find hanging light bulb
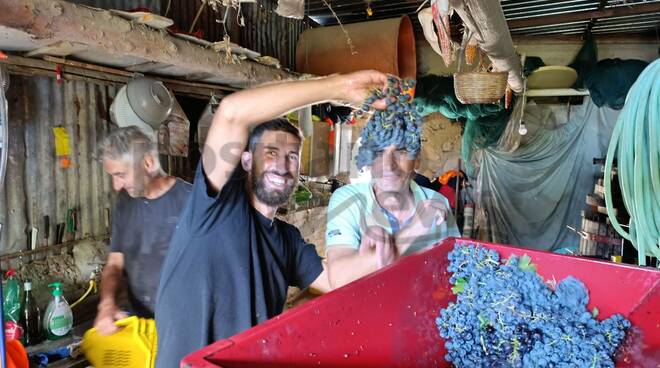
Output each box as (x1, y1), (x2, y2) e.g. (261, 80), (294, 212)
(365, 0), (373, 17)
(518, 121), (528, 135)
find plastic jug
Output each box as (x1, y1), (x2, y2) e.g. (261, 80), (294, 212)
(42, 282), (72, 340)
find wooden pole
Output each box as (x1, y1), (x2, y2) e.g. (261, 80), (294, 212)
(189, 2), (207, 34)
(1, 54), (234, 97)
(0, 0), (297, 87)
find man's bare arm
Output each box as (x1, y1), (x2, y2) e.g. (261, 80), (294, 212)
(203, 71), (388, 193)
(326, 247), (381, 289)
(94, 252), (128, 335)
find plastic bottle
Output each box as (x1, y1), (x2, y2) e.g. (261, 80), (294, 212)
(3, 268), (23, 341)
(20, 281), (41, 346)
(43, 282), (73, 340)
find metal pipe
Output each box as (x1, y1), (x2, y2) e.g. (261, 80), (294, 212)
(0, 224), (6, 368)
(0, 236), (110, 262)
(0, 65), (8, 189)
(0, 69), (8, 366)
(333, 122), (341, 176)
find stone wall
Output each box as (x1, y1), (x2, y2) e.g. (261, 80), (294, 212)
(419, 113), (463, 179)
(11, 239), (106, 310)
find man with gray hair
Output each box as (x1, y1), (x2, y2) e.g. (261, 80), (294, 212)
(94, 126), (191, 335)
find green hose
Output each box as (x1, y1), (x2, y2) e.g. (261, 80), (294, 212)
(604, 59), (660, 266)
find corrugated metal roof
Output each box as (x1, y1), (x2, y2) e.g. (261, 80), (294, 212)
(592, 12), (660, 32)
(240, 0), (308, 70)
(306, 0), (660, 37)
(502, 0), (599, 20)
(606, 0), (659, 8)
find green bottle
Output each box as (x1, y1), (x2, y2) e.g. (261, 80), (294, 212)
(43, 282), (73, 340)
(20, 281), (42, 346)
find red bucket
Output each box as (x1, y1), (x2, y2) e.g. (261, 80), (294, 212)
(183, 238), (660, 367)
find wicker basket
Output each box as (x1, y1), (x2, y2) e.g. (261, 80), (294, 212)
(454, 71), (508, 104)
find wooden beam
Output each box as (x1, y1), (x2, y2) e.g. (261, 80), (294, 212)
(24, 41), (89, 57)
(0, 0), (298, 88)
(124, 61), (171, 73)
(526, 88), (590, 97)
(508, 2), (660, 29)
(0, 54), (234, 97)
(42, 55), (134, 77)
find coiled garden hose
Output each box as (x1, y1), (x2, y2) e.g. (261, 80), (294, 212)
(604, 59), (660, 266)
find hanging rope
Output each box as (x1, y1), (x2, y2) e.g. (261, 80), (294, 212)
(604, 59), (660, 266)
(355, 75), (423, 169)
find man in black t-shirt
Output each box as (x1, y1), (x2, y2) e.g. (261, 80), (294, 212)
(155, 71), (390, 367)
(94, 127), (191, 335)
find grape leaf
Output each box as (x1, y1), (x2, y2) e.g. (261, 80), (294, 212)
(478, 315), (490, 329)
(452, 277), (467, 294)
(518, 254), (538, 272)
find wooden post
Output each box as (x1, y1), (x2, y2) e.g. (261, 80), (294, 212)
(0, 0), (298, 87)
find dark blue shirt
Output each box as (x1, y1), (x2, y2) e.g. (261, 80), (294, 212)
(110, 179), (191, 317)
(413, 172), (437, 191)
(155, 163), (323, 367)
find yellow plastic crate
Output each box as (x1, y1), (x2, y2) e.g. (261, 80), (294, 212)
(82, 316), (157, 368)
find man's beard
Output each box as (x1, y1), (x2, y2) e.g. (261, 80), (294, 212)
(252, 169), (295, 207)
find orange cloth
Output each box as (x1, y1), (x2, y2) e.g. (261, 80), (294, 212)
(438, 170), (463, 185)
(5, 339), (29, 368)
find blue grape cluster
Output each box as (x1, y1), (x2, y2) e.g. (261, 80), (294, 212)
(355, 76), (424, 169)
(436, 244), (631, 367)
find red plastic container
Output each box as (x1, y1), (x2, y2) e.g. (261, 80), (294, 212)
(183, 238), (660, 367)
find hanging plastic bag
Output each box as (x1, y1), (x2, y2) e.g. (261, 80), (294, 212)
(158, 98), (190, 157)
(275, 0), (305, 19)
(3, 269), (23, 340)
(418, 8), (443, 58)
(569, 34), (598, 88)
(297, 105), (313, 138)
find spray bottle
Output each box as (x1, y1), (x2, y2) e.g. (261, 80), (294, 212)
(43, 282), (73, 340)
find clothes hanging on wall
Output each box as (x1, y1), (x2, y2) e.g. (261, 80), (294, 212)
(583, 59), (648, 109)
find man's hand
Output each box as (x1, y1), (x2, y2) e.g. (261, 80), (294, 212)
(93, 301), (128, 335)
(337, 70), (389, 109)
(396, 199), (449, 254)
(359, 226), (398, 269)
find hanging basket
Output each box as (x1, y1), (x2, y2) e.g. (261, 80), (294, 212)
(454, 71), (508, 104)
(453, 38), (508, 104)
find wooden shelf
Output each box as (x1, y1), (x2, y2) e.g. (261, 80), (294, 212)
(526, 88), (590, 97)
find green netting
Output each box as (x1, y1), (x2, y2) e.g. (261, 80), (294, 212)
(567, 35), (647, 108)
(584, 58), (648, 109)
(415, 75), (513, 172)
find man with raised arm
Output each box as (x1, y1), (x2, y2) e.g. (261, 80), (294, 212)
(155, 71), (389, 367)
